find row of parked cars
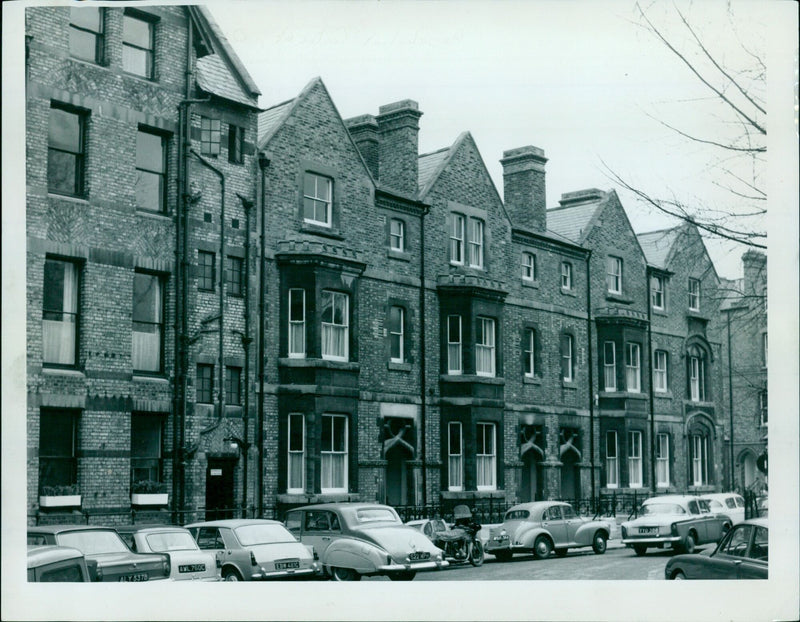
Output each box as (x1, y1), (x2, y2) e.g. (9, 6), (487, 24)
(27, 503), (447, 582)
(27, 493), (767, 582)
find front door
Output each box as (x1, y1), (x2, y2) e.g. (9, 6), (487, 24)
(520, 451), (543, 503)
(205, 458), (235, 520)
(560, 451), (580, 500)
(385, 445), (411, 506)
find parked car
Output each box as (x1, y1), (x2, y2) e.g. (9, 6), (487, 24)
(27, 546), (91, 582)
(116, 525), (220, 581)
(27, 525), (170, 581)
(406, 518), (450, 542)
(701, 492), (745, 524)
(621, 495), (733, 556)
(665, 518), (768, 579)
(285, 503), (448, 581)
(185, 519), (317, 581)
(485, 501), (611, 561)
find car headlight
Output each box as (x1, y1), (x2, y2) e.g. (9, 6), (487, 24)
(670, 523), (678, 536)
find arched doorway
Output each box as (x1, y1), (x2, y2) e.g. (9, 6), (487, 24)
(521, 448), (544, 503)
(740, 451), (757, 490)
(560, 449), (581, 500)
(385, 444), (412, 506)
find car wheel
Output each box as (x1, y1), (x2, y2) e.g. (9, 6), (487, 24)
(554, 548), (568, 558)
(681, 532), (697, 555)
(222, 568), (243, 581)
(533, 536), (552, 560)
(331, 567), (361, 581)
(493, 550), (513, 563)
(592, 532), (608, 555)
(388, 570), (416, 581)
(671, 570), (686, 580)
(633, 544), (648, 557)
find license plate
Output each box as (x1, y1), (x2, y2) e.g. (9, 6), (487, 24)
(409, 551), (430, 561)
(275, 560), (300, 570)
(179, 564), (206, 573)
(119, 573), (149, 582)
(639, 527), (658, 535)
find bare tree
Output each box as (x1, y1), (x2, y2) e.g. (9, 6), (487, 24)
(605, 2), (766, 250)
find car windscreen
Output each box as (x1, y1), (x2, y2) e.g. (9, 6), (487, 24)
(58, 531), (130, 554)
(145, 531), (198, 552)
(640, 503), (686, 516)
(504, 510), (530, 520)
(234, 524), (296, 546)
(355, 508), (400, 523)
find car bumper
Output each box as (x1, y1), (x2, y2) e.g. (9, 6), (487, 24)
(377, 560), (449, 573)
(251, 565), (319, 580)
(622, 536), (681, 545)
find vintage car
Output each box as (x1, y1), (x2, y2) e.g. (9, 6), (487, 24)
(485, 501), (611, 561)
(665, 518), (768, 579)
(285, 503), (448, 581)
(116, 525), (220, 581)
(27, 525), (170, 582)
(27, 546), (91, 582)
(185, 518), (317, 581)
(406, 518), (450, 542)
(701, 492), (745, 525)
(621, 494), (733, 556)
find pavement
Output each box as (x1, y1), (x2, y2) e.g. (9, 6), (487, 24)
(478, 516), (627, 550)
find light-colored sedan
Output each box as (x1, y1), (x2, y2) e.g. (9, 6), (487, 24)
(406, 518), (450, 542)
(185, 519), (318, 581)
(485, 501), (611, 561)
(285, 503), (448, 581)
(116, 525), (220, 581)
(701, 493), (745, 525)
(621, 495), (733, 556)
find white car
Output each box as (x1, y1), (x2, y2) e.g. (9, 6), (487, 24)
(701, 493), (745, 525)
(116, 525), (220, 581)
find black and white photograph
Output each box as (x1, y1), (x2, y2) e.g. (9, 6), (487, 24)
(2, 0), (797, 620)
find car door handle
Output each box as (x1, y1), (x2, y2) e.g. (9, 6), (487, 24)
(733, 560), (743, 565)
(322, 536), (331, 541)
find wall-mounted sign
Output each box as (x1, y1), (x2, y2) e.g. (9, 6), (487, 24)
(210, 469), (223, 476)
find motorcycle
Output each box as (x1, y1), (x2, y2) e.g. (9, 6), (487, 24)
(432, 506), (484, 566)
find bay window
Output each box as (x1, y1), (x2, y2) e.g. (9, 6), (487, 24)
(625, 343), (641, 393)
(288, 288), (306, 358)
(287, 413), (305, 493)
(448, 422), (463, 491)
(476, 423), (496, 490)
(606, 430), (618, 488)
(475, 317), (496, 377)
(603, 341), (616, 391)
(447, 315), (462, 374)
(656, 433), (670, 488)
(321, 290), (348, 361)
(627, 431), (642, 488)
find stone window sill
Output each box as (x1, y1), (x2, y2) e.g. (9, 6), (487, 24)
(387, 249), (411, 262)
(652, 308), (668, 317)
(48, 193), (89, 204)
(387, 361), (412, 372)
(523, 375), (542, 385)
(278, 357), (360, 372)
(560, 287), (576, 297)
(522, 279), (540, 289)
(561, 380), (578, 390)
(136, 209), (172, 221)
(300, 223), (344, 240)
(606, 293), (634, 305)
(440, 374), (505, 386)
(133, 374), (169, 383)
(42, 366), (85, 377)
(654, 391), (673, 399)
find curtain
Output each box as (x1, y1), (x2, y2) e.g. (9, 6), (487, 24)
(449, 456), (462, 489)
(42, 262), (77, 364)
(321, 453), (346, 490)
(322, 324), (346, 359)
(289, 323), (305, 355)
(477, 455), (495, 488)
(288, 452), (304, 490)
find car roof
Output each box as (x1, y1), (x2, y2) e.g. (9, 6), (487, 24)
(641, 495), (698, 504)
(701, 492), (742, 500)
(28, 525), (118, 535)
(287, 502), (394, 512)
(115, 524), (189, 534)
(740, 517), (769, 528)
(184, 518), (284, 528)
(506, 501), (568, 514)
(27, 545), (84, 568)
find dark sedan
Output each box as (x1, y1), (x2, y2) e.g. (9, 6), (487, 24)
(664, 518), (768, 580)
(28, 525), (170, 582)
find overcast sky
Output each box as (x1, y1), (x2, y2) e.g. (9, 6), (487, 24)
(209, 0), (783, 278)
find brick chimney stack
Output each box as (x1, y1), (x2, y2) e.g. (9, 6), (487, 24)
(375, 100), (422, 197)
(344, 114), (379, 179)
(500, 146), (548, 232)
(741, 250), (767, 299)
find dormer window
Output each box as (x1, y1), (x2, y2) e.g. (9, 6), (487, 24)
(303, 173), (332, 227)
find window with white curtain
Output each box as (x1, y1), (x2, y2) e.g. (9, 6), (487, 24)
(42, 258), (79, 366)
(522, 252), (536, 281)
(321, 414), (347, 492)
(476, 422), (496, 490)
(448, 421), (463, 491)
(132, 272), (163, 373)
(447, 315), (462, 374)
(651, 275), (665, 310)
(656, 433), (670, 488)
(468, 217), (484, 268)
(288, 288), (305, 358)
(654, 350), (668, 392)
(524, 328), (536, 378)
(689, 348), (706, 402)
(287, 413), (305, 493)
(628, 431), (642, 488)
(691, 434), (708, 486)
(389, 218), (405, 251)
(449, 213), (465, 264)
(603, 341), (616, 391)
(475, 317), (496, 377)
(321, 291), (348, 361)
(688, 278), (701, 311)
(388, 306), (405, 363)
(606, 431), (618, 488)
(561, 262), (572, 289)
(607, 256), (622, 294)
(626, 343), (641, 393)
(561, 334), (574, 382)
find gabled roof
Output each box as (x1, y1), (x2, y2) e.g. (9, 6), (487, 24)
(546, 197), (606, 245)
(636, 226), (682, 270)
(189, 6), (261, 108)
(258, 98), (296, 146)
(418, 146), (452, 196)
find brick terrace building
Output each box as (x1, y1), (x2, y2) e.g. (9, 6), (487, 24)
(26, 6), (764, 523)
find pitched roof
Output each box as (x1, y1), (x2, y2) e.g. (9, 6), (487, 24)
(546, 198), (605, 244)
(636, 227), (681, 269)
(417, 147), (451, 195)
(258, 98), (296, 146)
(195, 54), (259, 109)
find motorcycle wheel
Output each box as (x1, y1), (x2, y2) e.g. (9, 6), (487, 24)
(469, 539), (485, 567)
